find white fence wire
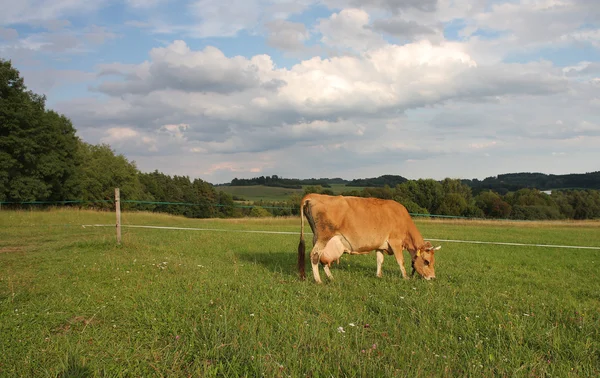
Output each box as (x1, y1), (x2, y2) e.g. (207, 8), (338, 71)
(81, 224), (600, 250)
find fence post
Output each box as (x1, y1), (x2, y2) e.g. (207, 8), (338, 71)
(115, 188), (121, 245)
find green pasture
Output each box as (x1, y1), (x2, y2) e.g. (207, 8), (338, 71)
(216, 185), (302, 202)
(1, 210), (599, 377)
(216, 184), (367, 201)
(327, 184), (369, 194)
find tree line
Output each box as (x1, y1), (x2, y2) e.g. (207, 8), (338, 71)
(227, 175), (344, 189)
(307, 180), (600, 220)
(227, 171), (600, 194)
(2, 58), (599, 220)
(0, 59), (239, 218)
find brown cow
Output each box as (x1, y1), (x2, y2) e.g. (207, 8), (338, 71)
(297, 193), (440, 283)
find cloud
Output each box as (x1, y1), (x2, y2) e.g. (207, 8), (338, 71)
(125, 0), (166, 8)
(6, 0), (599, 183)
(322, 0), (438, 13)
(452, 0), (599, 63)
(39, 32), (80, 52)
(188, 0), (263, 37)
(101, 127), (159, 153)
(58, 38), (575, 168)
(33, 19), (71, 31)
(317, 9), (386, 52)
(265, 20), (309, 51)
(563, 61), (600, 76)
(0, 1), (107, 26)
(0, 24), (117, 61)
(186, 0), (314, 38)
(95, 41), (272, 95)
(0, 27), (18, 40)
(370, 18), (438, 40)
(84, 25), (118, 45)
(19, 68), (94, 94)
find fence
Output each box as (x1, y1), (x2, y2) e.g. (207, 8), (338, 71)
(3, 188), (600, 251)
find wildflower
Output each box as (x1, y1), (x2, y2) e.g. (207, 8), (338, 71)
(372, 343), (377, 350)
(176, 335), (180, 340)
(250, 313), (255, 317)
(337, 327), (345, 333)
(348, 323), (356, 327)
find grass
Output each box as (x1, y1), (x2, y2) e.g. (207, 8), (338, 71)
(215, 185), (303, 202)
(216, 184), (367, 202)
(327, 184), (368, 194)
(1, 209), (599, 377)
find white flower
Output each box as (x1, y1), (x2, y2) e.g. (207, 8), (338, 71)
(337, 326), (345, 333)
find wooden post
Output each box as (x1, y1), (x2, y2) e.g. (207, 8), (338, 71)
(115, 188), (121, 245)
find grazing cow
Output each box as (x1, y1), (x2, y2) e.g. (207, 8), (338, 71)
(297, 193), (440, 283)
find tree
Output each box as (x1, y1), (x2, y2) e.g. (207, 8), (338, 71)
(474, 191), (512, 218)
(394, 179), (444, 214)
(0, 59), (80, 201)
(437, 193), (468, 216)
(75, 142), (147, 208)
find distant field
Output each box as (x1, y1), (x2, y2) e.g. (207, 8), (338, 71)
(216, 184), (368, 201)
(216, 185), (303, 201)
(328, 183), (368, 194)
(1, 209), (599, 376)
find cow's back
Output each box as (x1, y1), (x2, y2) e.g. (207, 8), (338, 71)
(303, 194), (418, 251)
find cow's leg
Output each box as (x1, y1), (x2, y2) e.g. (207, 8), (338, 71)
(376, 251), (384, 277)
(323, 265), (334, 280)
(310, 240), (327, 284)
(389, 241), (409, 279)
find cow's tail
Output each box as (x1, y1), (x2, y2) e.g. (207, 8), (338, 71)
(298, 198), (307, 280)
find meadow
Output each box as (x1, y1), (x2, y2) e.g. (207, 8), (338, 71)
(216, 184), (367, 201)
(216, 185), (303, 202)
(1, 209), (599, 377)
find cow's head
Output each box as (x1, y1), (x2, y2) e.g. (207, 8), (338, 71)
(413, 241), (441, 280)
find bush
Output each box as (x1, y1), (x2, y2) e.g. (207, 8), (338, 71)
(249, 206), (272, 218)
(510, 205), (562, 220)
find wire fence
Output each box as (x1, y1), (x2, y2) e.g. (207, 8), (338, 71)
(0, 198), (485, 220)
(79, 224), (600, 250)
(3, 195), (600, 251)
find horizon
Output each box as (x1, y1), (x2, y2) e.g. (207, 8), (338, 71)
(2, 1), (599, 184)
(207, 170), (600, 186)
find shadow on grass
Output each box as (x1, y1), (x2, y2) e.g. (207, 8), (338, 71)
(58, 354), (92, 378)
(236, 249), (397, 281)
(236, 250), (298, 278)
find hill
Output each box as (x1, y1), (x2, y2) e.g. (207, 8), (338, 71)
(220, 172), (600, 193)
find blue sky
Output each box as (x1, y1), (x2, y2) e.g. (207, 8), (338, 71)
(1, 0), (599, 184)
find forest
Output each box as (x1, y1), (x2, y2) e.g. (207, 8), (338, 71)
(2, 58), (600, 220)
